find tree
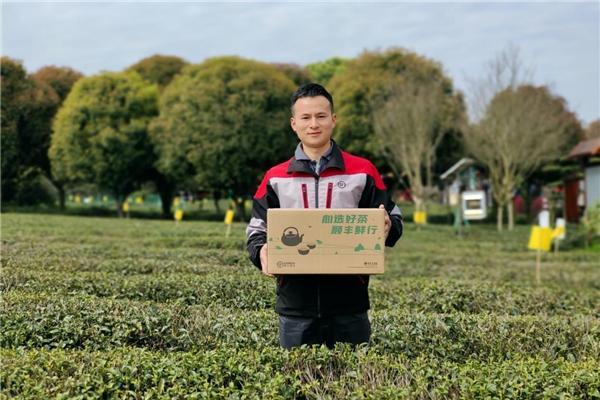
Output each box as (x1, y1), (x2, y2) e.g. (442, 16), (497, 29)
(585, 120), (600, 139)
(150, 56), (297, 219)
(1, 58), (71, 205)
(306, 57), (349, 86)
(126, 55), (188, 217)
(1, 57), (34, 202)
(373, 78), (464, 212)
(328, 48), (457, 166)
(49, 72), (159, 215)
(465, 85), (581, 230)
(30, 66), (83, 208)
(272, 63), (312, 86)
(464, 45), (582, 231)
(127, 54), (188, 89)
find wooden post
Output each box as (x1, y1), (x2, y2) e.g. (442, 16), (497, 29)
(535, 249), (541, 285)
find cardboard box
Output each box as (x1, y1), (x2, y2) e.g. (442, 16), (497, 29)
(267, 208), (385, 274)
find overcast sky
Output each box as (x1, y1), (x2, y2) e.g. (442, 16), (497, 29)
(2, 1), (599, 125)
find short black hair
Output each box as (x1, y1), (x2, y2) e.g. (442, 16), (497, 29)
(290, 83), (334, 115)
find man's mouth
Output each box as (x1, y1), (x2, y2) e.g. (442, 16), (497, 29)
(308, 132), (321, 135)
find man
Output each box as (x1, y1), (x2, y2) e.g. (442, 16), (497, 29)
(246, 83), (403, 348)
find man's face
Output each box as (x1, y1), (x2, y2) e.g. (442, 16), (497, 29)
(290, 96), (336, 150)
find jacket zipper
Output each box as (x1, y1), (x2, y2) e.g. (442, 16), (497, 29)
(314, 173), (321, 317)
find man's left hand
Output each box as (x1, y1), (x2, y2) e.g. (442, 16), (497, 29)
(379, 204), (391, 239)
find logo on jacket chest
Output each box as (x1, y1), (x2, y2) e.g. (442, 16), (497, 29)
(337, 181), (347, 189)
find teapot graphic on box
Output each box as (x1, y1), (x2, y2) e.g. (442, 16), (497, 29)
(281, 227), (304, 246)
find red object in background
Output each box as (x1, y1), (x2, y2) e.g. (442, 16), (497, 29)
(530, 196), (544, 216)
(513, 194), (525, 214)
(397, 189), (413, 203)
(564, 179), (580, 223)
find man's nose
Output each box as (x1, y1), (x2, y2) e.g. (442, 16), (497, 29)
(309, 117), (319, 128)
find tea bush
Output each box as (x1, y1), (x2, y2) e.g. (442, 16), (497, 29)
(1, 213), (599, 398)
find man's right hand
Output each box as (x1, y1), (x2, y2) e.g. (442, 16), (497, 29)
(260, 244), (274, 277)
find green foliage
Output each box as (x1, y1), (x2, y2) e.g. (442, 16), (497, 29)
(150, 56), (297, 197)
(582, 202), (600, 246)
(328, 48), (464, 167)
(1, 213), (599, 397)
(306, 57), (349, 86)
(2, 347), (598, 399)
(49, 72), (159, 202)
(272, 62), (312, 86)
(126, 54), (188, 89)
(12, 167), (58, 206)
(1, 57), (63, 203)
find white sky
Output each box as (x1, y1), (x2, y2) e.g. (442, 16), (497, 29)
(2, 1), (599, 125)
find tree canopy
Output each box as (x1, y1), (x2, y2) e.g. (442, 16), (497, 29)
(150, 56), (297, 216)
(585, 120), (600, 139)
(127, 54), (188, 89)
(32, 66), (83, 101)
(272, 63), (312, 87)
(328, 48), (462, 166)
(306, 57), (349, 87)
(1, 58), (75, 204)
(1, 57), (30, 201)
(49, 72), (159, 211)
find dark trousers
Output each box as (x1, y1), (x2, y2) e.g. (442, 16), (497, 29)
(278, 312), (371, 349)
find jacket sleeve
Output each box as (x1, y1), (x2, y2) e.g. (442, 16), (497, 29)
(358, 164), (403, 247)
(246, 175), (280, 270)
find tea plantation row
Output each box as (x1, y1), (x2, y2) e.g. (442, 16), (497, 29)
(1, 213), (599, 398)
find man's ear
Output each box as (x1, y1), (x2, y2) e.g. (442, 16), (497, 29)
(290, 116), (296, 133)
(331, 113), (337, 129)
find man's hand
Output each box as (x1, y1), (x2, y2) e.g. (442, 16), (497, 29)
(380, 204), (391, 239)
(260, 244), (274, 277)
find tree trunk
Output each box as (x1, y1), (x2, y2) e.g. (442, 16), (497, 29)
(116, 199), (124, 218)
(497, 203), (504, 231)
(234, 198), (247, 221)
(425, 157), (432, 189)
(213, 191), (221, 214)
(507, 201), (514, 231)
(157, 178), (174, 219)
(57, 186), (66, 210)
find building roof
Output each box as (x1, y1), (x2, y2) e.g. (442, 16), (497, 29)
(568, 137), (600, 158)
(440, 158), (475, 181)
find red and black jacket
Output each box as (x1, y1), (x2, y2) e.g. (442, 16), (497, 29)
(246, 142), (403, 317)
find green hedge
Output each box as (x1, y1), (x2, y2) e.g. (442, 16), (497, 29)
(4, 270), (598, 316)
(1, 270), (273, 309)
(2, 293), (598, 362)
(2, 347), (598, 399)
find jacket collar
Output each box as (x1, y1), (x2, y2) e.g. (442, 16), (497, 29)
(287, 140), (345, 175)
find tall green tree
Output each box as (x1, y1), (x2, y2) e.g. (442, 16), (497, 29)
(49, 72), (159, 215)
(306, 57), (349, 86)
(1, 57), (35, 202)
(150, 56), (296, 219)
(1, 58), (74, 205)
(126, 55), (188, 217)
(30, 66), (83, 208)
